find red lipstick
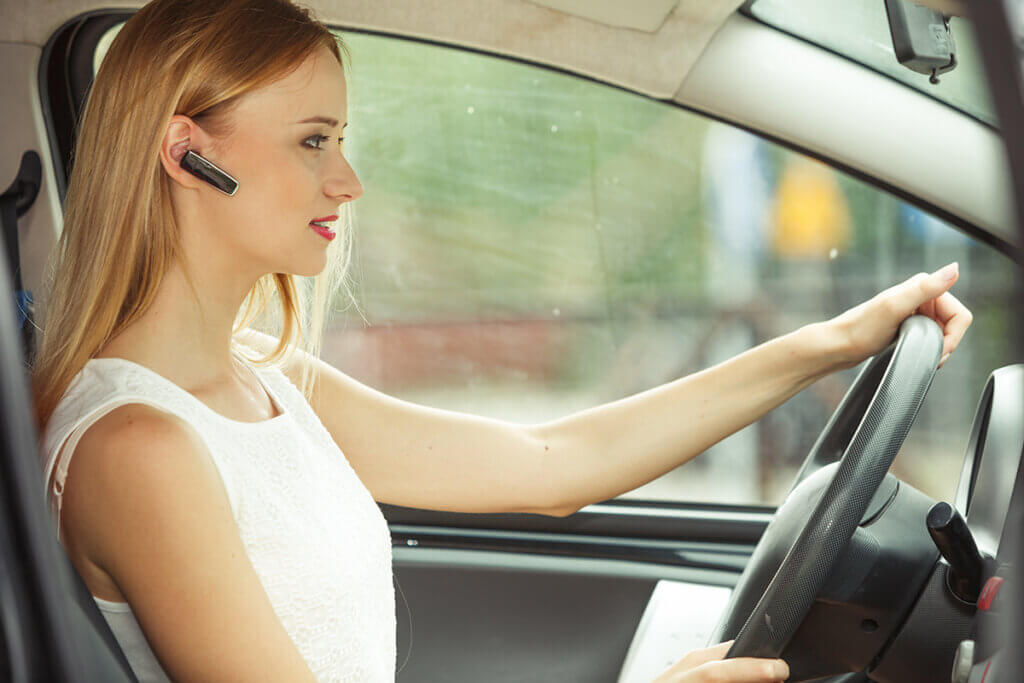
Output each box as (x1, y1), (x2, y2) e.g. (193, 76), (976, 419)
(309, 214), (338, 241)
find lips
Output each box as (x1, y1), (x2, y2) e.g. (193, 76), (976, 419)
(311, 224), (336, 240)
(309, 214), (338, 228)
(309, 214), (338, 241)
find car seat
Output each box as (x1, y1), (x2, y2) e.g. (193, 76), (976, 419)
(1, 153), (137, 682)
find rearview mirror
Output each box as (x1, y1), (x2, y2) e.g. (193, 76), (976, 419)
(884, 0), (957, 84)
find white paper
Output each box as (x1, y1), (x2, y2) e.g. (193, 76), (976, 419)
(617, 580), (733, 683)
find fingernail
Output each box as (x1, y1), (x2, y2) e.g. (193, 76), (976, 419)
(774, 660), (790, 679)
(940, 353), (950, 366)
(934, 262), (958, 281)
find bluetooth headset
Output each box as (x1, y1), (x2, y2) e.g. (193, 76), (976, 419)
(179, 149), (238, 196)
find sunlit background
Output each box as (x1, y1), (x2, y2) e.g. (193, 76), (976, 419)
(95, 1), (1017, 509)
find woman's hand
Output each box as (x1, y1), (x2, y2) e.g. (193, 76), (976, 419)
(653, 641), (789, 682)
(827, 262), (973, 371)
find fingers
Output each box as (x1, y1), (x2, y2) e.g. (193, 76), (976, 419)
(915, 295), (935, 321)
(675, 641), (733, 669)
(897, 263), (972, 368)
(907, 263), (959, 312)
(687, 656), (790, 682)
(931, 291), (973, 365)
(874, 265), (955, 324)
(836, 263), (972, 371)
(655, 643), (789, 682)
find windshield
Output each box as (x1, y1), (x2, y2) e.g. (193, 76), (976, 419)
(748, 0), (995, 127)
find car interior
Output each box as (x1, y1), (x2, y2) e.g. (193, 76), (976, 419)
(1, 0), (1022, 681)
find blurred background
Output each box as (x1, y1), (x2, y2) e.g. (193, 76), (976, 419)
(96, 4), (1017, 508)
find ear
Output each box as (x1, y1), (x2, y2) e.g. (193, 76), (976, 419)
(158, 115), (215, 191)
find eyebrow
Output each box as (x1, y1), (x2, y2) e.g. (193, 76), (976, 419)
(294, 116), (348, 129)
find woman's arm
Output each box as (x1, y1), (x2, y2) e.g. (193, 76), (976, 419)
(240, 326), (564, 515)
(533, 264), (971, 514)
(240, 263), (970, 517)
(529, 321), (843, 514)
(240, 321), (837, 517)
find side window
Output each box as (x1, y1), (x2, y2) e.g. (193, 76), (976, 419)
(336, 31), (1016, 508)
(94, 26), (1018, 508)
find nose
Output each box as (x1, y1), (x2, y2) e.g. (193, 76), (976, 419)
(323, 153), (363, 203)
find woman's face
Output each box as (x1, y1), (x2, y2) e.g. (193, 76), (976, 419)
(194, 46), (361, 278)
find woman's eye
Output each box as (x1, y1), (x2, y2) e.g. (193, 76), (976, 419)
(303, 134), (330, 150)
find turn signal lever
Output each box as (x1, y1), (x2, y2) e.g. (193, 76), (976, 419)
(927, 502), (984, 603)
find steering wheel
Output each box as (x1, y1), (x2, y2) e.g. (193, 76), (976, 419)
(710, 314), (943, 664)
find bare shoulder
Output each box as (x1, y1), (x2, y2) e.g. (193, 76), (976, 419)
(74, 401), (201, 458)
(61, 403), (210, 565)
(61, 403), (317, 681)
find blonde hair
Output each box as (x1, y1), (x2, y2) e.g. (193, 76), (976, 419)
(31, 0), (359, 434)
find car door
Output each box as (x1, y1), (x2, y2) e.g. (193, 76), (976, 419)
(8, 4), (1023, 683)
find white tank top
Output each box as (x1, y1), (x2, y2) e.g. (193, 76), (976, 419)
(39, 343), (396, 682)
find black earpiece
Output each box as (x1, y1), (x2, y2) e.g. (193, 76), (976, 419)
(179, 150), (238, 196)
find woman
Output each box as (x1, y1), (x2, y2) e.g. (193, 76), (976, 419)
(31, 0), (972, 681)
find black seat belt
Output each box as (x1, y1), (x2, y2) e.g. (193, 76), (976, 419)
(0, 151), (41, 366)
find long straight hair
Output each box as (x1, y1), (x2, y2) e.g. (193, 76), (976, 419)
(31, 0), (358, 434)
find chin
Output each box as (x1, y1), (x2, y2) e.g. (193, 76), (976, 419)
(289, 253), (330, 278)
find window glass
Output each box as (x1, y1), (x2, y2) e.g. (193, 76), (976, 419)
(93, 25), (1017, 508)
(749, 0), (995, 126)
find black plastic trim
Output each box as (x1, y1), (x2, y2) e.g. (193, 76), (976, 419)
(390, 523), (754, 573)
(382, 500), (773, 545)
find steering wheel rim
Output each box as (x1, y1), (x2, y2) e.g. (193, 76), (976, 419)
(711, 314), (943, 661)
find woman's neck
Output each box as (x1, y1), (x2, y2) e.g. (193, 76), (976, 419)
(94, 262), (257, 392)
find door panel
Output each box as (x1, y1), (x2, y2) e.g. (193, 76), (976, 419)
(391, 539), (747, 682)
